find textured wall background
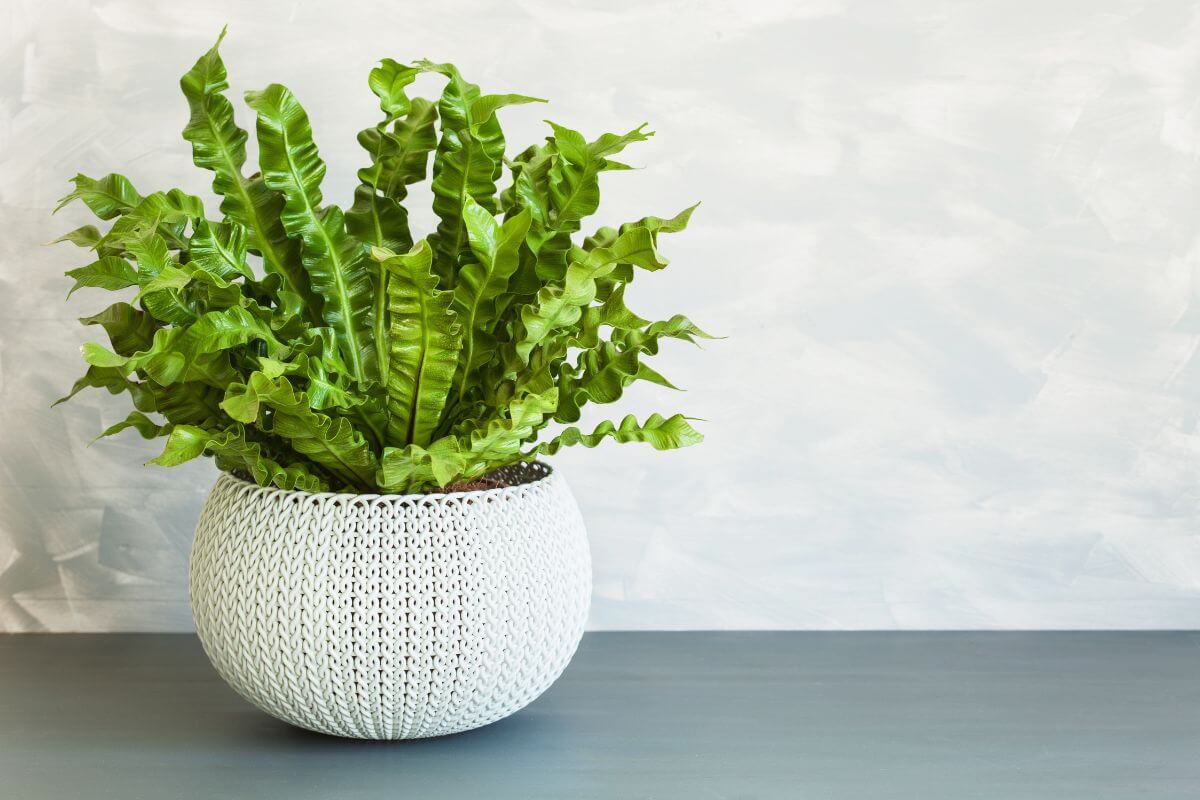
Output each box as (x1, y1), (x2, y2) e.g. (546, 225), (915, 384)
(3, 0), (1200, 631)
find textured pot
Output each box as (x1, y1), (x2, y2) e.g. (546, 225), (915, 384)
(188, 462), (590, 739)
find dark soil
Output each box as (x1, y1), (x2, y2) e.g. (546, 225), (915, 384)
(438, 477), (510, 493)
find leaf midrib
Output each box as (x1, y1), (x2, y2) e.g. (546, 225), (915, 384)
(198, 94), (314, 317)
(275, 110), (365, 382)
(407, 287), (433, 445)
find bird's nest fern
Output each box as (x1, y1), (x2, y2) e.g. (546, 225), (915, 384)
(53, 29), (709, 494)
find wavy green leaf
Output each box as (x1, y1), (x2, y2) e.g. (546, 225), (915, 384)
(79, 301), (159, 355)
(453, 200), (531, 398)
(347, 63), (438, 379)
(95, 410), (169, 442)
(52, 225), (103, 249)
(246, 83), (373, 382)
(346, 60), (421, 252)
(96, 189), (202, 254)
(270, 330), (365, 413)
(189, 219), (253, 280)
(553, 344), (677, 424)
(569, 284), (649, 346)
(461, 388), (558, 478)
(148, 423), (329, 492)
(515, 227), (665, 363)
(219, 373), (377, 490)
(420, 60), (542, 284)
(209, 427), (331, 492)
(374, 240), (461, 447)
(147, 425), (208, 466)
(180, 29), (320, 319)
(348, 96), (439, 252)
(377, 437), (465, 493)
(149, 380), (227, 426)
(83, 305), (286, 386)
(533, 413), (702, 456)
(125, 233), (198, 324)
(55, 173), (142, 220)
(64, 256), (138, 297)
(546, 121), (652, 224)
(383, 98), (439, 193)
(522, 122), (652, 282)
(54, 366), (155, 410)
(591, 204), (698, 290)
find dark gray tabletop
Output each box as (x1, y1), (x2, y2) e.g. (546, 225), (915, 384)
(1, 631), (1197, 799)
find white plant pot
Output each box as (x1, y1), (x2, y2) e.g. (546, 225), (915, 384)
(188, 462), (591, 739)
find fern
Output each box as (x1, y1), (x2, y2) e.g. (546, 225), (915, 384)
(53, 30), (708, 493)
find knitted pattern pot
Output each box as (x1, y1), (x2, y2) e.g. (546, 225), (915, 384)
(188, 461), (590, 739)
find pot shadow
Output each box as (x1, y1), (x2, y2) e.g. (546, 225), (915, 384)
(66, 646), (573, 763)
(61, 681), (594, 797)
(242, 704), (563, 752)
(17, 635), (599, 797)
(197, 699), (590, 788)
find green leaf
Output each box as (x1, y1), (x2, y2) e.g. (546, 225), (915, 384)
(275, 331), (366, 413)
(348, 65), (438, 380)
(346, 186), (410, 253)
(147, 423), (328, 492)
(125, 232), (199, 324)
(469, 93), (546, 134)
(368, 58), (420, 117)
(461, 388), (558, 478)
(180, 29), (321, 320)
(59, 366), (222, 431)
(220, 373), (378, 490)
(612, 313), (714, 350)
(134, 265), (195, 299)
(94, 189), (201, 254)
(83, 305), (286, 386)
(594, 203), (699, 288)
(149, 380), (227, 426)
(453, 200), (531, 397)
(571, 284), (650, 346)
(147, 424), (210, 466)
(551, 299), (709, 422)
(626, 202), (699, 237)
(349, 97), (440, 245)
(420, 60), (543, 284)
(54, 366), (156, 411)
(189, 219), (254, 280)
(79, 301), (158, 355)
(533, 413), (702, 455)
(52, 225), (103, 248)
(515, 227), (665, 362)
(347, 60), (423, 252)
(246, 83), (373, 382)
(385, 99), (440, 192)
(65, 256), (138, 297)
(55, 173), (143, 220)
(209, 428), (331, 492)
(526, 122), (653, 281)
(377, 437), (465, 493)
(95, 410), (169, 442)
(374, 240), (462, 447)
(553, 344), (677, 424)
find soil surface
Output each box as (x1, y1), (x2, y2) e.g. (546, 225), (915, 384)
(438, 477), (510, 493)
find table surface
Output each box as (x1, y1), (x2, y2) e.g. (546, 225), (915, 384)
(1, 632), (1197, 800)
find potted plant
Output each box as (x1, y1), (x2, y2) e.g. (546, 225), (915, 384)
(52, 30), (708, 740)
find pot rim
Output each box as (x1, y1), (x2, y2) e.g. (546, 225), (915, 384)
(216, 460), (557, 503)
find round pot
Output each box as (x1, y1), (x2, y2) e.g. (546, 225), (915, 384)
(188, 461), (590, 739)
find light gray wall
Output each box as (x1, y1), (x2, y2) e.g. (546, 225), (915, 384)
(3, 0), (1199, 631)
